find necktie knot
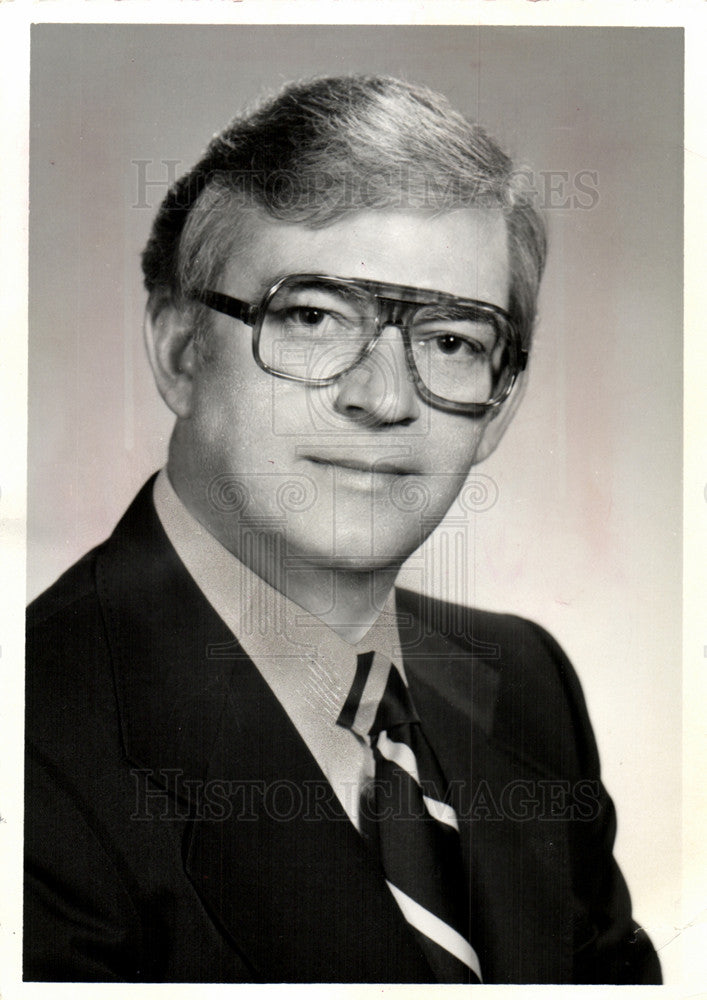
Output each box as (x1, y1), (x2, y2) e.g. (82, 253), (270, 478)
(336, 650), (417, 740)
(367, 655), (419, 738)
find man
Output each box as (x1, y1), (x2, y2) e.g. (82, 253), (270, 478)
(24, 75), (661, 983)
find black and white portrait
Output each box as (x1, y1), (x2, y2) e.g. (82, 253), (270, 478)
(11, 19), (690, 987)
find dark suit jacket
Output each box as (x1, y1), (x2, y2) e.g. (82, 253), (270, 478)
(24, 478), (660, 983)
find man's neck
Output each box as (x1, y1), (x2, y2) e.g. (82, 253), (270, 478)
(268, 563), (399, 644)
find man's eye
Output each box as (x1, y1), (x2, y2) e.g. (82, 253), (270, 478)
(429, 333), (486, 357)
(286, 306), (327, 327)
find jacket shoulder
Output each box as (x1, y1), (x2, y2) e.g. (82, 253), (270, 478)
(28, 547), (100, 629)
(28, 475), (160, 634)
(395, 586), (599, 778)
(395, 584), (576, 679)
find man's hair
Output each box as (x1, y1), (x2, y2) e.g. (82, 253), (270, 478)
(142, 75), (547, 348)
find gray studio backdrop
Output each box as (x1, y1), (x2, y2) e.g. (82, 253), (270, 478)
(28, 24), (682, 977)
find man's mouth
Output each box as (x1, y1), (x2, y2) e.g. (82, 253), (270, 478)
(304, 455), (416, 476)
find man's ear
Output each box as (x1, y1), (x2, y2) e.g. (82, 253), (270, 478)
(472, 371), (528, 464)
(143, 293), (199, 419)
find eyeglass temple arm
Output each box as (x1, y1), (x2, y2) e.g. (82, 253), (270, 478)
(191, 289), (259, 327)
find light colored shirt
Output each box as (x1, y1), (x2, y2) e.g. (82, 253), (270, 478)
(153, 469), (407, 831)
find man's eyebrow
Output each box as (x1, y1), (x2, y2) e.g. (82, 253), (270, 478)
(216, 273), (288, 302)
(248, 272), (295, 302)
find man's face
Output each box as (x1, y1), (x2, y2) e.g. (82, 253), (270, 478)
(175, 207), (512, 573)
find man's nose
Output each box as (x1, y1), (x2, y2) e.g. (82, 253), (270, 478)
(330, 325), (421, 425)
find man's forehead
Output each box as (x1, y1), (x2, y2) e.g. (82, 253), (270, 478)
(219, 205), (511, 306)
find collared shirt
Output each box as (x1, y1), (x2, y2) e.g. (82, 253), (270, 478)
(153, 469), (407, 831)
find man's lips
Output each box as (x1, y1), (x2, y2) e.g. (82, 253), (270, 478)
(304, 455), (417, 475)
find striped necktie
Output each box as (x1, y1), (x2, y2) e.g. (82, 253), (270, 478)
(338, 651), (482, 984)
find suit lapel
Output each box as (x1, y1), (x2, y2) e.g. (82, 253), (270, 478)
(183, 657), (435, 982)
(96, 482), (435, 983)
(397, 587), (573, 984)
(96, 478), (238, 787)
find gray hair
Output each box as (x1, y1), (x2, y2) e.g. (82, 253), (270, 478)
(142, 75), (546, 348)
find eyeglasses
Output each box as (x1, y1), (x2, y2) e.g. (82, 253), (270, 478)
(191, 273), (526, 415)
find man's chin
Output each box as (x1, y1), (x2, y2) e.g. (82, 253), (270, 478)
(212, 513), (429, 578)
(282, 534), (424, 576)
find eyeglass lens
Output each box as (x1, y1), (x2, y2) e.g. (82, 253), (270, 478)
(257, 277), (510, 405)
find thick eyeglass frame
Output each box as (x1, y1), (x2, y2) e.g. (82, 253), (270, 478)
(191, 273), (528, 415)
